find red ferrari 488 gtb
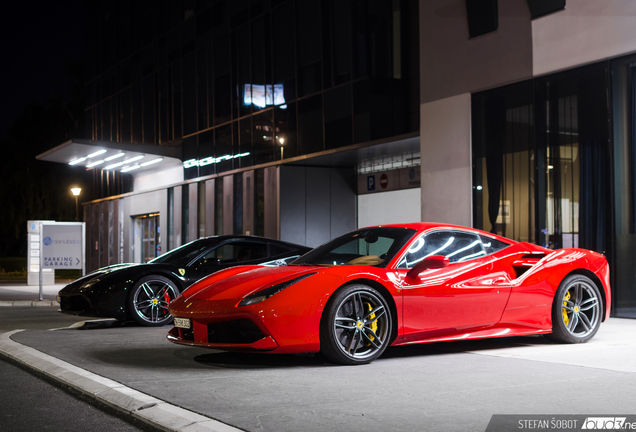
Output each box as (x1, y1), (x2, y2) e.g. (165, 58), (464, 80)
(167, 223), (611, 365)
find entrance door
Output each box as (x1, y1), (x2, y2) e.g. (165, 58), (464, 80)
(133, 213), (161, 263)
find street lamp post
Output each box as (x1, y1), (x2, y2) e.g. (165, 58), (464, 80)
(71, 187), (81, 221)
(279, 137), (285, 160)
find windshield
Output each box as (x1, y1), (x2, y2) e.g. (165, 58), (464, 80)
(292, 227), (416, 267)
(149, 239), (214, 265)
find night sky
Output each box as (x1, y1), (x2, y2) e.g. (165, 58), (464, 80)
(0, 0), (84, 141)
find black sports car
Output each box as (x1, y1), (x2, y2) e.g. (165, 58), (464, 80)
(58, 236), (310, 326)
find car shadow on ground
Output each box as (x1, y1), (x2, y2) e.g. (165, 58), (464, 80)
(65, 320), (555, 369)
(381, 334), (552, 359)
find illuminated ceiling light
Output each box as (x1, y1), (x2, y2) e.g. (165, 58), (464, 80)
(104, 152), (125, 161)
(123, 155), (144, 163)
(121, 165), (141, 172)
(140, 158), (163, 167)
(86, 159), (104, 168)
(87, 149), (107, 158)
(69, 157), (86, 165)
(104, 161), (125, 170)
(476, 185), (483, 190)
(548, 165), (554, 169)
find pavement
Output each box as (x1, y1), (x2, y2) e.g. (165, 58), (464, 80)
(1, 281), (636, 432)
(0, 280), (63, 306)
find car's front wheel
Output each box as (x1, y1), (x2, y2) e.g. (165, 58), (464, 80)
(320, 284), (392, 365)
(548, 274), (602, 343)
(127, 275), (179, 326)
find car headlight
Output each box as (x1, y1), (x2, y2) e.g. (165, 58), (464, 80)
(238, 272), (317, 306)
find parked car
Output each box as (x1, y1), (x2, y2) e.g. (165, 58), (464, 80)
(167, 223), (610, 365)
(58, 236), (310, 326)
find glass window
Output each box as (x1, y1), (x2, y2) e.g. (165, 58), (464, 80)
(183, 54), (197, 135)
(215, 123), (234, 173)
(183, 136), (199, 180)
(198, 130), (215, 177)
(197, 47), (209, 130)
(397, 231), (485, 269)
(298, 95), (323, 155)
(150, 238), (209, 265)
(143, 76), (155, 144)
(269, 243), (293, 257)
(253, 110), (274, 165)
(478, 235), (510, 255)
(233, 174), (243, 235)
(472, 81), (535, 243)
(202, 241), (268, 264)
(275, 104), (297, 160)
(182, 184), (190, 243)
(294, 227), (416, 267)
(272, 2), (295, 84)
(324, 84), (352, 150)
(198, 182), (206, 239)
(215, 178), (223, 235)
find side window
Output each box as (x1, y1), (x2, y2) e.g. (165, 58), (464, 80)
(269, 243), (293, 257)
(199, 242), (268, 266)
(479, 235), (510, 255)
(398, 231), (486, 268)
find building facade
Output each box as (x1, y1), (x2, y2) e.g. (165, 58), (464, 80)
(45, 0), (421, 272)
(419, 0), (636, 317)
(39, 0), (636, 318)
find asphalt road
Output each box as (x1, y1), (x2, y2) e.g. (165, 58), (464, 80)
(2, 306), (636, 432)
(0, 308), (154, 432)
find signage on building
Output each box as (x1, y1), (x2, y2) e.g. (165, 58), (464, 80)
(41, 223), (85, 269)
(358, 167), (421, 194)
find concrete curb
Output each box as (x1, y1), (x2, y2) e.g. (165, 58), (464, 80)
(0, 330), (243, 432)
(0, 301), (59, 307)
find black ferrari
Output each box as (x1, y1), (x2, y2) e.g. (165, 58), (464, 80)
(58, 236), (310, 326)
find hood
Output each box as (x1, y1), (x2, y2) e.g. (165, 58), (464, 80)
(183, 265), (322, 302)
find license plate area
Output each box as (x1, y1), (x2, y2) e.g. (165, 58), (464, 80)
(174, 317), (191, 329)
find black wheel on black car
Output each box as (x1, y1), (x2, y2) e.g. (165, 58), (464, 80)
(548, 274), (602, 344)
(320, 284), (392, 365)
(127, 275), (179, 326)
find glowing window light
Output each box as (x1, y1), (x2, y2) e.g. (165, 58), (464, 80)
(69, 157), (86, 165)
(87, 160), (105, 168)
(243, 84), (286, 109)
(104, 152), (125, 161)
(87, 149), (107, 158)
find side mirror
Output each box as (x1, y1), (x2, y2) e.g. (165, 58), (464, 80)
(406, 255), (449, 279)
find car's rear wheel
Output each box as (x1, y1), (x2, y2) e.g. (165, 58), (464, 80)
(548, 274), (602, 343)
(320, 284), (392, 365)
(127, 275), (179, 326)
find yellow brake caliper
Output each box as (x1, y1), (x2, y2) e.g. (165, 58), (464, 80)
(562, 291), (571, 326)
(364, 302), (377, 343)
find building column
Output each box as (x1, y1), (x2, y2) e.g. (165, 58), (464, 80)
(420, 93), (472, 227)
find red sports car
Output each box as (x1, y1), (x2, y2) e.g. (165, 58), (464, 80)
(167, 223), (611, 365)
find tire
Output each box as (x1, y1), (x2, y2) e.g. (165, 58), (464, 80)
(127, 275), (179, 327)
(548, 274), (602, 343)
(320, 284), (392, 365)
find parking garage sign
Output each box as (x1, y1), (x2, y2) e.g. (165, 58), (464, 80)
(41, 223), (84, 269)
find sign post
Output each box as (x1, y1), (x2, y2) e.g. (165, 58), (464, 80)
(39, 222), (85, 301)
